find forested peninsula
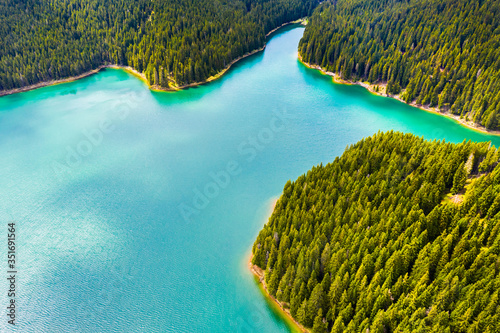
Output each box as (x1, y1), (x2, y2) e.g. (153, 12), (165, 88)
(251, 131), (500, 332)
(299, 0), (500, 131)
(0, 0), (316, 93)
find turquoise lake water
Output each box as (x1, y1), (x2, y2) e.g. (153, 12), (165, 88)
(1, 25), (500, 332)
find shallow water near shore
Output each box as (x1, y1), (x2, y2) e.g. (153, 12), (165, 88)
(1, 25), (500, 332)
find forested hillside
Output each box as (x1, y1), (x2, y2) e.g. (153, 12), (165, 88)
(0, 0), (316, 91)
(299, 0), (500, 130)
(252, 131), (500, 332)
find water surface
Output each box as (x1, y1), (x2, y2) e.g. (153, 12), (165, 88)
(0, 25), (499, 332)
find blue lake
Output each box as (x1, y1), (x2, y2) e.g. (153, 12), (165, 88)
(0, 25), (499, 332)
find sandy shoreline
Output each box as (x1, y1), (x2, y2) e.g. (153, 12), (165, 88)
(157, 47), (265, 92)
(0, 19), (306, 97)
(298, 55), (500, 137)
(248, 254), (309, 333)
(247, 197), (310, 333)
(265, 18), (307, 39)
(0, 64), (150, 97)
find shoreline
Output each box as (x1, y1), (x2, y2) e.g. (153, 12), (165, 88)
(161, 19), (306, 91)
(264, 18), (307, 39)
(247, 197), (310, 333)
(0, 64), (148, 97)
(0, 19), (306, 98)
(248, 253), (309, 333)
(298, 55), (500, 137)
(155, 47), (265, 92)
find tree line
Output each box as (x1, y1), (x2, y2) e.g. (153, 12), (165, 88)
(299, 0), (500, 130)
(252, 131), (500, 332)
(0, 0), (317, 91)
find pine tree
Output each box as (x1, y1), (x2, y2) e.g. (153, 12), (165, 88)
(451, 162), (467, 194)
(312, 309), (328, 333)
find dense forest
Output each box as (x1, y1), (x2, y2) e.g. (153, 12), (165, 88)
(252, 131), (500, 332)
(0, 0), (316, 91)
(299, 0), (500, 130)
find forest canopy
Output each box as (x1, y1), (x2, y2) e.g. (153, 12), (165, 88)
(299, 0), (500, 130)
(0, 0), (316, 90)
(252, 131), (500, 332)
